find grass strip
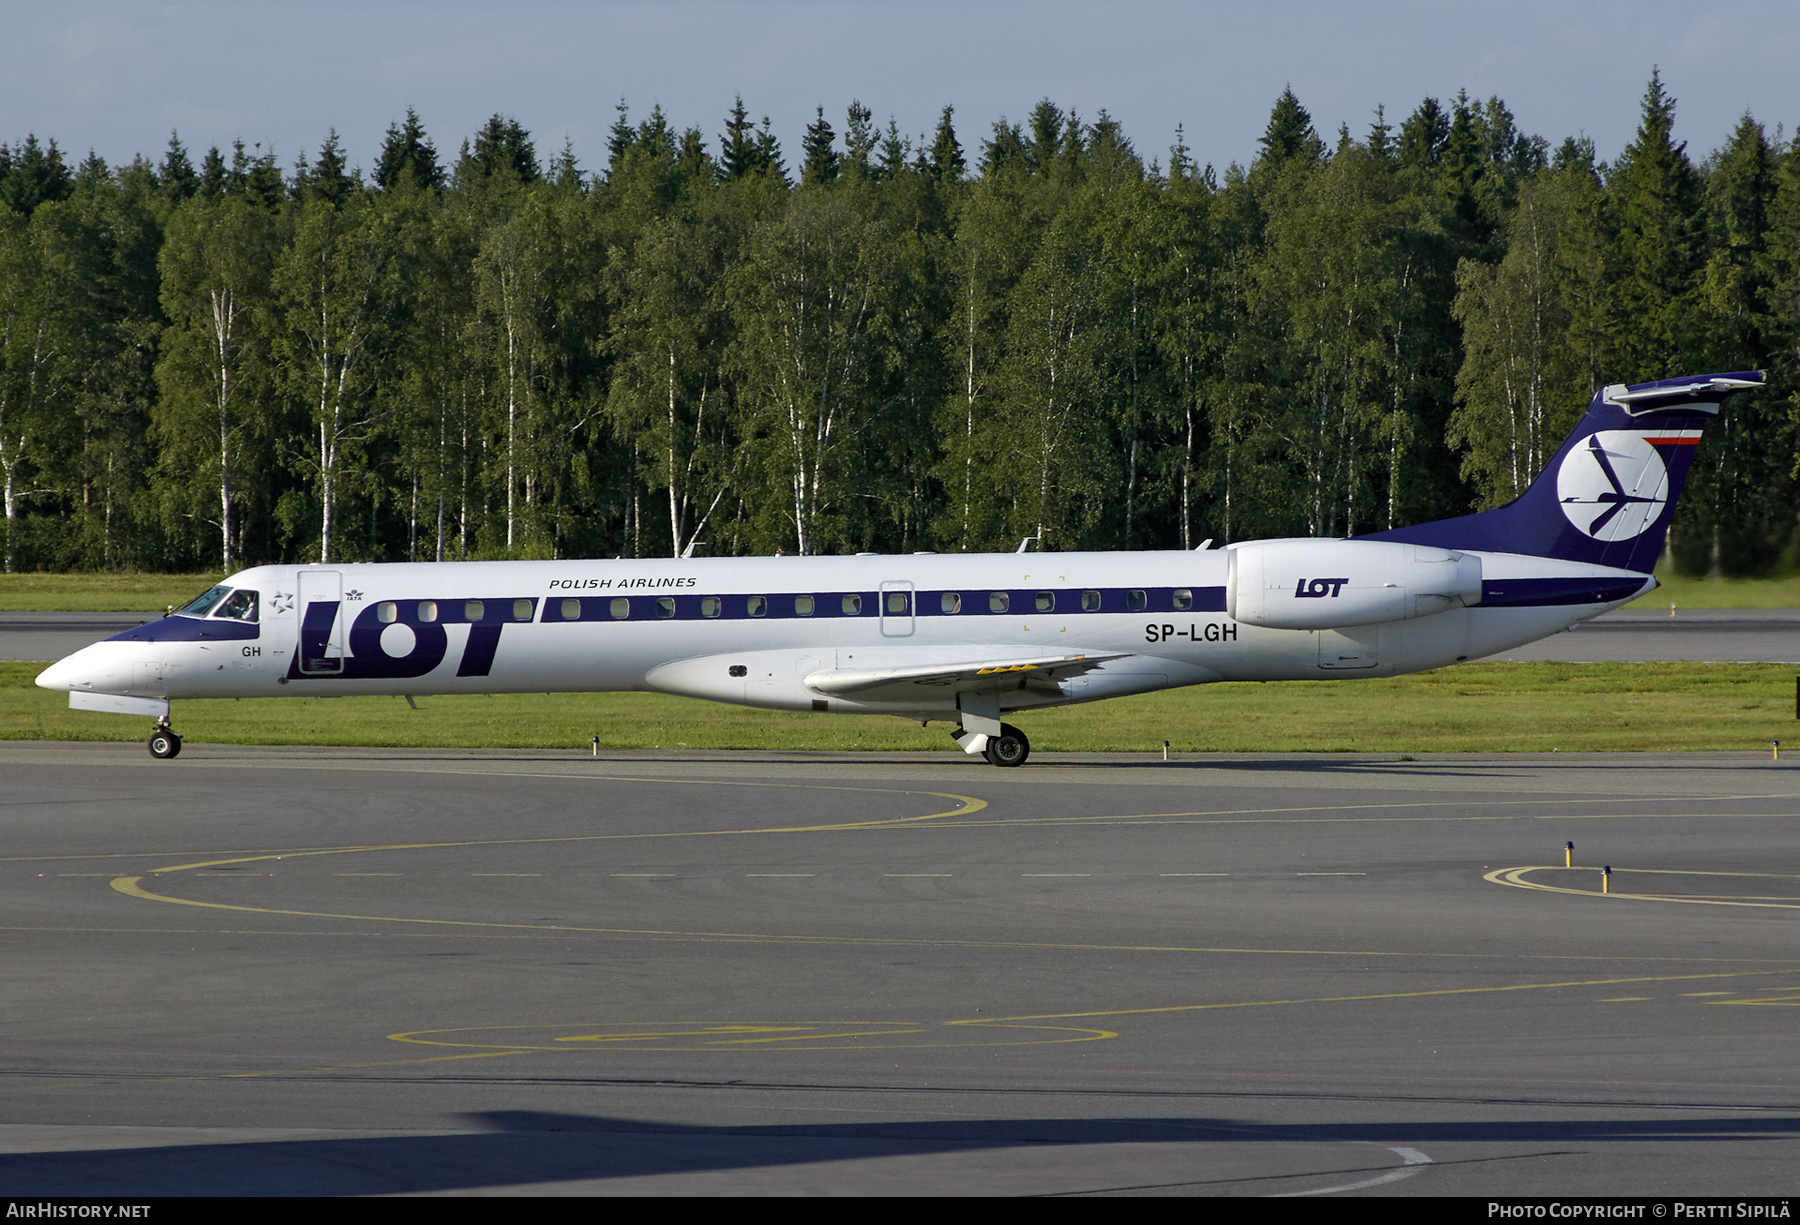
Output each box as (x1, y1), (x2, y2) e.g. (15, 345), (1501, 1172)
(4, 660), (1794, 754)
(0, 573), (223, 612)
(1623, 571), (1800, 610)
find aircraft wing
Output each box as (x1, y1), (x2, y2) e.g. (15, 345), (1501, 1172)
(803, 652), (1130, 703)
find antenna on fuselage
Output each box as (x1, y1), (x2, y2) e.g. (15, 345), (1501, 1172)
(1016, 535), (1039, 554)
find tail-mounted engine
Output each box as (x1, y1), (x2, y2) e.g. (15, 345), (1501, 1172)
(1227, 540), (1482, 630)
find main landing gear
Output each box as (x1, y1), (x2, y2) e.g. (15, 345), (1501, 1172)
(952, 722), (1030, 767)
(984, 724), (1030, 768)
(148, 719), (182, 759)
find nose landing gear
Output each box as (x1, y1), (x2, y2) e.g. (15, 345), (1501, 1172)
(148, 719), (182, 759)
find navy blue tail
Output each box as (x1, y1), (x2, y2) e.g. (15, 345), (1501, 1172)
(1365, 372), (1765, 572)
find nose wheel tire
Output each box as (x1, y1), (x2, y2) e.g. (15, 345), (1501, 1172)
(148, 730), (182, 759)
(983, 724), (1030, 768)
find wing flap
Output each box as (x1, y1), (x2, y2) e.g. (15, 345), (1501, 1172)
(804, 652), (1129, 701)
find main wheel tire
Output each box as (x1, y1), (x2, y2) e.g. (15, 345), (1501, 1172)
(984, 723), (1030, 768)
(148, 731), (181, 759)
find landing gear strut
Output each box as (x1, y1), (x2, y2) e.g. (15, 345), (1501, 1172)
(148, 719), (182, 760)
(953, 692), (1031, 767)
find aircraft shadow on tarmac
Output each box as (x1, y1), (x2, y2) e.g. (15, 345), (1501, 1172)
(6, 1109), (1799, 1196)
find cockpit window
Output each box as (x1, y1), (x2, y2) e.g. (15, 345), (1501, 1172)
(213, 589), (259, 622)
(174, 585), (231, 618)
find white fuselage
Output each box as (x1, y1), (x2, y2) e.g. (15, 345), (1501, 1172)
(36, 547), (1650, 724)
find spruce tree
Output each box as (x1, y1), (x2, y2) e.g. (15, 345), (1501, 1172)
(929, 106), (966, 184)
(376, 108), (444, 193)
(465, 115), (540, 184)
(606, 101), (635, 178)
(719, 97), (757, 180)
(980, 120), (1026, 177)
(1397, 98), (1448, 173)
(801, 106), (840, 185)
(297, 130), (356, 206)
(0, 136), (72, 214)
(1257, 88), (1324, 168)
(158, 134), (198, 204)
(1026, 100), (1065, 173)
(1609, 69), (1704, 378)
(844, 101), (876, 177)
(198, 147), (227, 199)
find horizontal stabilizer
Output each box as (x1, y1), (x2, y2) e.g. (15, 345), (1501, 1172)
(1606, 372), (1764, 414)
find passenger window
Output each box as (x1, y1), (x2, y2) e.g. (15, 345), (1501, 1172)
(1173, 589), (1193, 611)
(561, 599), (580, 620)
(1128, 590), (1146, 613)
(1081, 590), (1101, 612)
(841, 593), (862, 615)
(795, 595), (815, 616)
(701, 596), (721, 618)
(656, 596), (676, 618)
(886, 591), (908, 614)
(1035, 591), (1054, 613)
(215, 590), (260, 622)
(747, 596), (767, 617)
(418, 601), (437, 623)
(989, 592), (1009, 613)
(376, 601), (397, 624)
(610, 598), (629, 619)
(464, 600), (484, 622)
(514, 599), (532, 621)
(941, 592), (961, 614)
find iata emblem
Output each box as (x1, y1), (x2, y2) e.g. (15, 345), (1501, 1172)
(1555, 431), (1668, 541)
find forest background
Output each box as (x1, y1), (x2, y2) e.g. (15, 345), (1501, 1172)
(0, 75), (1795, 577)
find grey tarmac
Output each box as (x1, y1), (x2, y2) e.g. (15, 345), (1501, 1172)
(1486, 606), (1800, 664)
(0, 742), (1796, 1196)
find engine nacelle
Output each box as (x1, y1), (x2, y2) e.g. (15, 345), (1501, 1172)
(1227, 539), (1482, 630)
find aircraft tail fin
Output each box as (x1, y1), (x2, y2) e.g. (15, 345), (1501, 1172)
(1365, 371), (1765, 571)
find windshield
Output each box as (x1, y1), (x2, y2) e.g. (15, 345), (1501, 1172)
(174, 585), (231, 618)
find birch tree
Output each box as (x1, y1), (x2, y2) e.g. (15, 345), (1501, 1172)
(155, 195), (276, 566)
(728, 182), (897, 554)
(274, 190), (395, 562)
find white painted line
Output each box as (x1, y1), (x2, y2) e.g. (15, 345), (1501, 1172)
(1276, 1145), (1433, 1197)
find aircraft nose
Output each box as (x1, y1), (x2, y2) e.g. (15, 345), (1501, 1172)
(36, 656), (77, 692)
(36, 643), (121, 694)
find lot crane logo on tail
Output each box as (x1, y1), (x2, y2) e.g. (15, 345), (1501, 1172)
(1555, 431), (1671, 541)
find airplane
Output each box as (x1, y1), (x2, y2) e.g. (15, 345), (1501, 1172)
(36, 370), (1764, 766)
